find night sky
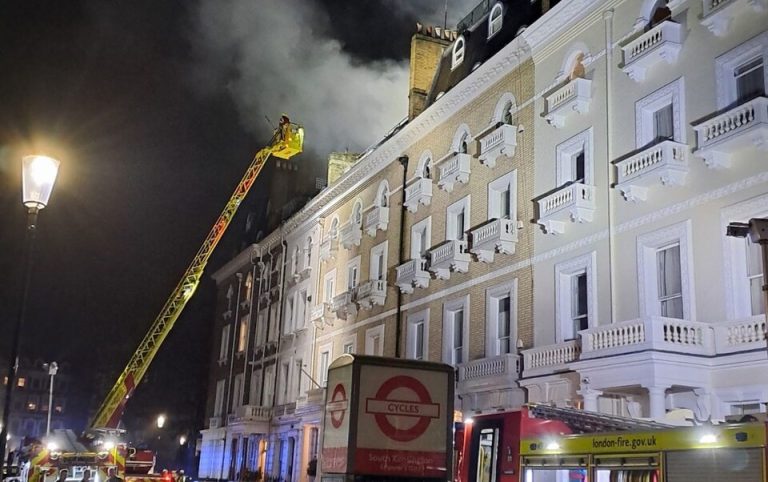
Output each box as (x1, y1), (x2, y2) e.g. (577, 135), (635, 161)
(0, 0), (472, 441)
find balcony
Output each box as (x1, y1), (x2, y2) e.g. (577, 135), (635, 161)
(437, 152), (471, 193)
(692, 96), (768, 169)
(364, 205), (389, 237)
(404, 177), (433, 213)
(330, 291), (357, 320)
(319, 236), (337, 262)
(428, 239), (471, 280)
(478, 124), (517, 168)
(208, 416), (222, 429)
(395, 258), (430, 294)
(522, 340), (581, 378)
(355, 279), (387, 309)
(470, 218), (518, 262)
(621, 21), (684, 82)
(701, 0), (766, 37)
(458, 354), (520, 385)
(543, 78), (592, 128)
(310, 303), (334, 328)
(228, 404), (273, 424)
(536, 182), (596, 235)
(339, 222), (362, 250)
(614, 140), (689, 202)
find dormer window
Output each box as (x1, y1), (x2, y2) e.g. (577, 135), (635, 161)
(452, 36), (465, 70)
(488, 3), (503, 39)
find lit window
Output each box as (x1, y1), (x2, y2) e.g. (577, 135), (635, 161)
(17, 378), (25, 388)
(26, 402), (37, 411)
(237, 316), (248, 352)
(488, 3), (503, 39)
(452, 36), (465, 70)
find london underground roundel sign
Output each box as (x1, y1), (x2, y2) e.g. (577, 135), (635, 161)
(364, 375), (440, 442)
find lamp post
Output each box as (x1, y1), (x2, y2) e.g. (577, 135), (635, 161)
(0, 155), (60, 467)
(43, 362), (58, 437)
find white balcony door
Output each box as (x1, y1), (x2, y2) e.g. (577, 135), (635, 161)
(746, 238), (765, 316)
(657, 243), (683, 319)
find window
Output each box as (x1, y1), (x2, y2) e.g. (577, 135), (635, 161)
(244, 273), (253, 301)
(715, 33), (768, 109)
(219, 325), (231, 361)
(735, 57), (765, 102)
(279, 362), (290, 404)
(318, 346), (331, 387)
(255, 310), (267, 346)
(411, 217), (431, 259)
(232, 374), (243, 410)
(268, 304), (279, 342)
(417, 151), (433, 179)
(214, 380), (225, 416)
(637, 221), (694, 320)
(238, 315), (249, 353)
(488, 3), (503, 39)
(323, 270), (336, 303)
(486, 282), (517, 356)
(568, 52), (586, 81)
(284, 293), (294, 334)
(488, 171), (516, 220)
(263, 365), (275, 406)
(250, 369), (262, 405)
(346, 256), (361, 290)
(370, 241), (388, 281)
(492, 93), (517, 125)
(443, 296), (469, 365)
(657, 243), (684, 318)
(446, 196), (470, 241)
(295, 359), (303, 399)
(365, 325), (385, 356)
(377, 181), (390, 207)
(352, 200), (363, 226)
(407, 309), (429, 361)
(343, 342), (354, 354)
(556, 130), (593, 186)
(329, 217), (339, 239)
(296, 289), (307, 329)
(17, 378), (25, 388)
(745, 238), (765, 316)
(635, 78), (685, 147)
(555, 252), (597, 342)
(452, 36), (465, 70)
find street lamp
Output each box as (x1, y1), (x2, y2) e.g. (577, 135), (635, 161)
(0, 155), (60, 466)
(43, 362), (59, 437)
(156, 414), (166, 429)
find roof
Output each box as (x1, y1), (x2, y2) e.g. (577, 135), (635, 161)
(426, 0), (543, 106)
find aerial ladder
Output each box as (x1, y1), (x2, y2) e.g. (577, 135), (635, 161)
(91, 120), (304, 429)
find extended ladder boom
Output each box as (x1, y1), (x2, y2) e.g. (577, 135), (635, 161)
(90, 123), (304, 429)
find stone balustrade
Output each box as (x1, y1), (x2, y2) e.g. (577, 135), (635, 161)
(459, 353), (520, 382)
(615, 140), (688, 202)
(437, 153), (471, 192)
(544, 77), (592, 128)
(536, 182), (595, 234)
(339, 221), (362, 249)
(404, 177), (433, 213)
(428, 239), (471, 279)
(470, 218), (518, 262)
(364, 205), (390, 236)
(395, 258), (430, 293)
(621, 20), (684, 81)
(478, 123), (517, 167)
(355, 279), (387, 309)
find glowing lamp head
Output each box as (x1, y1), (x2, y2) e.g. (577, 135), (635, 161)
(156, 414), (166, 428)
(22, 155), (60, 209)
(463, 417), (474, 425)
(545, 441), (560, 450)
(103, 441), (115, 451)
(699, 433), (717, 444)
(46, 442), (57, 451)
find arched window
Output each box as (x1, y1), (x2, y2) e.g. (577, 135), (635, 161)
(488, 3), (503, 39)
(568, 52), (586, 81)
(452, 36), (465, 70)
(352, 200), (363, 226)
(460, 134), (469, 154)
(417, 151), (433, 180)
(451, 125), (472, 154)
(491, 93), (517, 126)
(377, 181), (390, 208)
(330, 217), (339, 239)
(649, 2), (671, 29)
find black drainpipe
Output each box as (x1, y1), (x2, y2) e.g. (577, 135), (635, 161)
(395, 155), (409, 358)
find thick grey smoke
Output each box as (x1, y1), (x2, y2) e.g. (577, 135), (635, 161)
(190, 0), (410, 157)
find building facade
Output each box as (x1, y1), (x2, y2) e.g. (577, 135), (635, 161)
(199, 0), (768, 480)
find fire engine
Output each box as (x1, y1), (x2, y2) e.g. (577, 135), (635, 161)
(22, 120), (304, 482)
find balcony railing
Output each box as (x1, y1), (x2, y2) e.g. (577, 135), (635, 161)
(713, 315), (767, 354)
(522, 340), (581, 377)
(428, 239), (471, 280)
(470, 218), (518, 262)
(330, 291), (357, 320)
(209, 416), (222, 429)
(310, 303), (334, 328)
(536, 182), (596, 235)
(319, 236), (338, 262)
(226, 405), (273, 427)
(621, 21), (684, 82)
(701, 0), (761, 37)
(364, 205), (389, 237)
(437, 152), (471, 193)
(355, 279), (387, 309)
(615, 140), (689, 202)
(395, 258), (430, 293)
(458, 353), (520, 383)
(339, 221), (362, 249)
(478, 124), (517, 168)
(544, 78), (592, 128)
(692, 96), (768, 169)
(404, 177), (433, 213)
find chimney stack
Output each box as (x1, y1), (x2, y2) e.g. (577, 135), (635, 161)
(408, 23), (453, 121)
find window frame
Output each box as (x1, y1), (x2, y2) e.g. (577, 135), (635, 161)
(407, 309), (430, 361)
(323, 269), (337, 303)
(219, 324), (231, 361)
(556, 128), (593, 187)
(352, 199), (363, 226)
(485, 281), (517, 356)
(442, 295), (470, 365)
(637, 221), (695, 320)
(555, 252), (598, 342)
(346, 255), (361, 291)
(446, 195), (471, 241)
(411, 216), (432, 259)
(365, 324), (385, 356)
(488, 170), (517, 221)
(370, 240), (389, 281)
(237, 315), (249, 353)
(317, 343), (332, 387)
(342, 334), (357, 354)
(715, 32), (768, 109)
(487, 3), (503, 40)
(214, 379), (226, 416)
(451, 36), (466, 70)
(635, 78), (686, 148)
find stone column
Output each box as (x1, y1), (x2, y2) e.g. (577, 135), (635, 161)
(577, 388), (603, 412)
(647, 386), (668, 420)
